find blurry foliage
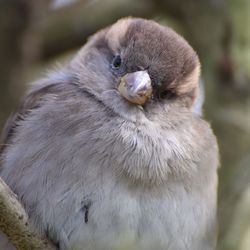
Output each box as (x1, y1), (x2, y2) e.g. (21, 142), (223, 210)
(0, 0), (250, 249)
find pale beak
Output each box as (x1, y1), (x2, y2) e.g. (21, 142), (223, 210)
(118, 70), (152, 105)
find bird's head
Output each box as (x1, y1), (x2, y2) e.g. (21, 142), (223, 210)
(70, 18), (200, 121)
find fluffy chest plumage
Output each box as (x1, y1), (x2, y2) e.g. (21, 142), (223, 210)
(0, 96), (216, 250)
(28, 117), (208, 250)
(53, 172), (207, 250)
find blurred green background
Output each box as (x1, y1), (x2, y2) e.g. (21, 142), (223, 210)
(0, 0), (250, 249)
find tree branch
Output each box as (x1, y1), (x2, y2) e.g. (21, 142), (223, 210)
(0, 177), (56, 250)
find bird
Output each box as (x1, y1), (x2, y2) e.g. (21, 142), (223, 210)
(0, 17), (219, 250)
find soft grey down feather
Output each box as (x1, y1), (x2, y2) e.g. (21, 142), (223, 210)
(0, 18), (218, 250)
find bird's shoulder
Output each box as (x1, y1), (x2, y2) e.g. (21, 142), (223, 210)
(0, 71), (78, 155)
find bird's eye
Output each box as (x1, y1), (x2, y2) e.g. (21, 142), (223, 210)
(160, 90), (176, 99)
(112, 55), (122, 69)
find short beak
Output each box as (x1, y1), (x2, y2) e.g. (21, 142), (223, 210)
(118, 70), (152, 105)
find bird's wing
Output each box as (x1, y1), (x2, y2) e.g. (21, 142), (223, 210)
(0, 70), (72, 155)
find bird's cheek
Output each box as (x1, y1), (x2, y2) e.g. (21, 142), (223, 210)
(118, 70), (152, 105)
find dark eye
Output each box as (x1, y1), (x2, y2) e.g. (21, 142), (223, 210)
(111, 55), (122, 69)
(160, 89), (176, 99)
